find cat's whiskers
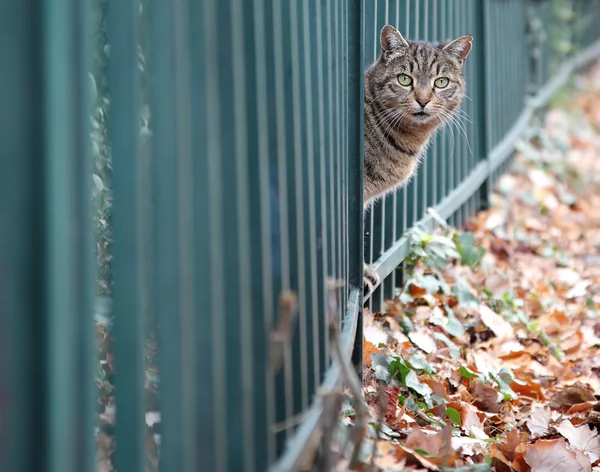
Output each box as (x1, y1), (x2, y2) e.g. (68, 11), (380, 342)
(373, 108), (403, 132)
(453, 107), (473, 124)
(371, 108), (398, 131)
(436, 112), (457, 165)
(435, 107), (473, 157)
(381, 110), (408, 139)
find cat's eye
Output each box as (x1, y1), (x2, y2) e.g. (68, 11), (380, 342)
(397, 74), (413, 86)
(434, 77), (450, 88)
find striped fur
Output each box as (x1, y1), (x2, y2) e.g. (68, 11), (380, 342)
(363, 25), (472, 295)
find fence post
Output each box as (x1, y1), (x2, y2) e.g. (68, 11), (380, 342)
(348, 0), (364, 373)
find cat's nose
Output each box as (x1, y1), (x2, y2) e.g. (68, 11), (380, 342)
(415, 97), (431, 108)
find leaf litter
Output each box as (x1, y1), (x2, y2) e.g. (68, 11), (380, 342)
(351, 64), (600, 471)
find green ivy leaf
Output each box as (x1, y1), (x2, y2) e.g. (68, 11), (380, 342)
(454, 283), (480, 309)
(405, 370), (433, 397)
(408, 351), (433, 374)
(459, 366), (480, 379)
(390, 357), (411, 384)
(446, 407), (462, 426)
(454, 232), (485, 268)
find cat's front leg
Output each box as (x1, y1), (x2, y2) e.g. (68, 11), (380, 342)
(363, 264), (380, 297)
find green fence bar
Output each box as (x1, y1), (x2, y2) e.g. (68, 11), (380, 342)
(0, 1), (46, 470)
(107, 0), (146, 469)
(44, 0), (95, 469)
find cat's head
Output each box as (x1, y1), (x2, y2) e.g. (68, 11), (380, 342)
(368, 25), (472, 128)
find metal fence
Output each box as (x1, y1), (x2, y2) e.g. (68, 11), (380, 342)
(2, 1), (600, 472)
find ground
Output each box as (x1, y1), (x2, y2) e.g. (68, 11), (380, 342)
(354, 64), (600, 471)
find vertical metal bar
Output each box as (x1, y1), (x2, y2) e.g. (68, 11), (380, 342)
(289, 0), (309, 415)
(149, 0), (184, 469)
(422, 0), (429, 215)
(173, 0), (196, 466)
(478, 0), (491, 209)
(370, 0), (386, 311)
(439, 0), (447, 202)
(1, 82), (41, 460)
(431, 0), (438, 207)
(315, 0), (331, 386)
(44, 0), (95, 469)
(302, 0), (321, 406)
(403, 0), (410, 229)
(366, 0), (378, 313)
(272, 0), (294, 446)
(343, 0), (350, 296)
(230, 0), (255, 467)
(326, 0), (337, 330)
(459, 0), (468, 224)
(452, 0), (461, 227)
(334, 0), (342, 303)
(107, 0), (145, 468)
(413, 0), (420, 222)
(375, 0), (386, 311)
(390, 0), (398, 293)
(189, 1), (214, 468)
(250, 0), (276, 464)
(203, 2), (228, 469)
(0, 2), (45, 470)
(349, 0), (364, 368)
(467, 0), (476, 218)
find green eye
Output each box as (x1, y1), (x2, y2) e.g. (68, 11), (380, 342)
(434, 77), (449, 88)
(397, 74), (413, 86)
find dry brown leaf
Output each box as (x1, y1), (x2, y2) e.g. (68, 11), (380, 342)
(470, 378), (502, 413)
(375, 441), (407, 470)
(555, 419), (600, 463)
(408, 329), (436, 353)
(566, 401), (597, 415)
(511, 375), (546, 401)
(524, 438), (591, 472)
(479, 304), (514, 341)
(527, 406), (552, 437)
(549, 386), (597, 411)
(363, 338), (380, 368)
(538, 309), (572, 335)
(498, 428), (524, 462)
(394, 444), (441, 471)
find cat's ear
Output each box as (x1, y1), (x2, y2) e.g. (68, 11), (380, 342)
(380, 25), (409, 54)
(442, 35), (473, 62)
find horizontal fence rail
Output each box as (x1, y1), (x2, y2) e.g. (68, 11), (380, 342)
(2, 1), (600, 472)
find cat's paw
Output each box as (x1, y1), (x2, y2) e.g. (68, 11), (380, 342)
(363, 265), (380, 297)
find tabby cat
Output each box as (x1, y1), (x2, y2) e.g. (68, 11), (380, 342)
(363, 25), (473, 295)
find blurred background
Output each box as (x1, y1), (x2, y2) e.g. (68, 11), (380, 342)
(1, 0), (599, 471)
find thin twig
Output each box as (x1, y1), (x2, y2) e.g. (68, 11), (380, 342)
(317, 391), (345, 472)
(327, 279), (367, 470)
(367, 380), (387, 472)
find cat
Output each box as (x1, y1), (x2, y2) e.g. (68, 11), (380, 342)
(362, 25), (473, 295)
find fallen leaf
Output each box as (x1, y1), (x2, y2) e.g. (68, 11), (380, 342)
(470, 378), (502, 413)
(527, 406), (552, 437)
(498, 428), (523, 462)
(549, 386), (597, 411)
(479, 304), (514, 341)
(408, 329), (437, 354)
(524, 438), (591, 472)
(538, 309), (572, 335)
(555, 419), (600, 463)
(363, 338), (380, 367)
